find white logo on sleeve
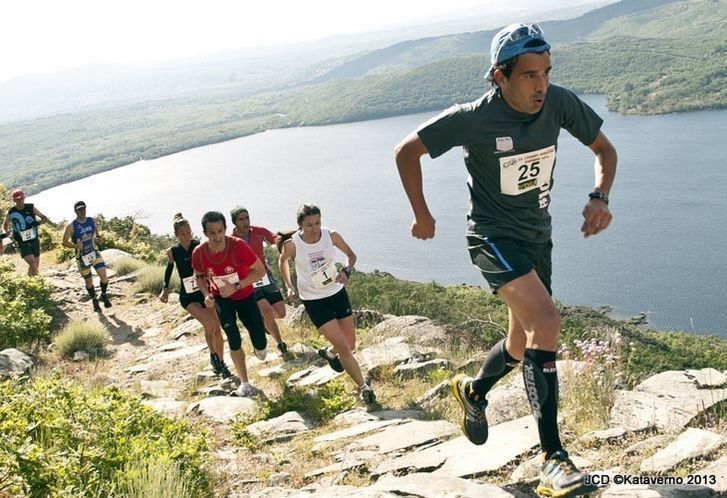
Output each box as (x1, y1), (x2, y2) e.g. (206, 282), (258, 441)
(498, 145), (555, 207)
(496, 136), (514, 152)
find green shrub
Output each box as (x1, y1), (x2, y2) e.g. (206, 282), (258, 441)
(96, 215), (174, 264)
(111, 256), (147, 276)
(0, 373), (211, 497)
(136, 266), (178, 295)
(54, 321), (109, 358)
(231, 379), (357, 442)
(0, 260), (54, 349)
(116, 458), (194, 498)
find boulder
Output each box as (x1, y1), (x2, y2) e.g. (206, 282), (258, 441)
(610, 370), (727, 432)
(171, 320), (202, 339)
(99, 248), (134, 266)
(347, 419), (458, 455)
(287, 366), (343, 387)
(188, 396), (258, 423)
(0, 348), (34, 377)
(369, 315), (448, 346)
(245, 411), (313, 443)
(374, 415), (539, 478)
(371, 473), (518, 497)
(698, 454), (727, 494)
(640, 428), (725, 473)
(358, 336), (434, 374)
(142, 398), (188, 417)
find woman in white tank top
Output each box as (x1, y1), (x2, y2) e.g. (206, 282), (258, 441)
(278, 204), (375, 405)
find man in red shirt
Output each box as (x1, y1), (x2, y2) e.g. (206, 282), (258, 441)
(230, 206), (289, 355)
(192, 211), (268, 397)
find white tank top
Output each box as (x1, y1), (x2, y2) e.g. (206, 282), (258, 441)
(293, 228), (343, 301)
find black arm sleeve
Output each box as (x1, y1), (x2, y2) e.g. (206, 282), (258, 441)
(163, 262), (174, 289)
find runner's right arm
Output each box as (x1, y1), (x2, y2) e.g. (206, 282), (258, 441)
(278, 240), (296, 300)
(160, 248), (174, 303)
(394, 131), (436, 240)
(62, 224), (76, 249)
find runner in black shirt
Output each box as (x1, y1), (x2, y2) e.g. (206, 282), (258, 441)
(395, 23), (617, 497)
(2, 189), (49, 276)
(160, 213), (231, 377)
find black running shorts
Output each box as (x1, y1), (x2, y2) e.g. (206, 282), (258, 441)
(467, 235), (553, 295)
(18, 238), (40, 258)
(254, 282), (284, 305)
(179, 291), (205, 310)
(302, 287), (353, 328)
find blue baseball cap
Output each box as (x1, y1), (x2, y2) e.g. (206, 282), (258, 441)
(490, 23), (550, 65)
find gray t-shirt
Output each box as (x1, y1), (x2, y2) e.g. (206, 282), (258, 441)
(417, 84), (602, 243)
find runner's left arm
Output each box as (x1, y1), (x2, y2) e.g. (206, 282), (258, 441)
(238, 258), (266, 288)
(33, 207), (50, 226)
(581, 131), (617, 238)
(330, 230), (356, 283)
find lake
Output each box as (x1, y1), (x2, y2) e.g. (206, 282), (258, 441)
(33, 95), (727, 336)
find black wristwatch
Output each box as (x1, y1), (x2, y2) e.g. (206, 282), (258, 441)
(342, 266), (352, 277)
(588, 191), (609, 205)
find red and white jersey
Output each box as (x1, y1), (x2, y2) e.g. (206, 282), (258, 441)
(192, 236), (257, 300)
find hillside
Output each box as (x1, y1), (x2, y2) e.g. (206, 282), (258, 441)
(1, 0), (725, 194)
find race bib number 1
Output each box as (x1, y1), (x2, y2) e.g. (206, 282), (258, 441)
(499, 146), (556, 197)
(182, 276), (198, 294)
(19, 228), (36, 242)
(310, 260), (338, 289)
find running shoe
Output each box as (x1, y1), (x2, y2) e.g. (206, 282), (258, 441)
(277, 341), (289, 356)
(536, 450), (586, 497)
(361, 383), (376, 405)
(92, 298), (101, 312)
(211, 354), (233, 378)
(235, 382), (256, 398)
(450, 374), (488, 445)
(253, 348), (267, 361)
(100, 293), (112, 308)
(317, 347), (344, 373)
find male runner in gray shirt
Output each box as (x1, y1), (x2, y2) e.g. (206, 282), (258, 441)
(395, 23), (617, 497)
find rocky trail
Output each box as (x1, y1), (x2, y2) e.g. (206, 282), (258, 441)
(1, 250), (725, 497)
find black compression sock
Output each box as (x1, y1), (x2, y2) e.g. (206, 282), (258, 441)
(100, 281), (108, 294)
(86, 286), (97, 299)
(523, 348), (564, 457)
(470, 339), (521, 399)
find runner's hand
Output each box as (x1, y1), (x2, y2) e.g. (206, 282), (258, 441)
(285, 287), (296, 302)
(75, 240), (83, 252)
(219, 281), (236, 298)
(581, 199), (612, 238)
(336, 271), (348, 284)
(411, 214), (436, 240)
(159, 288), (169, 303)
(204, 294), (215, 308)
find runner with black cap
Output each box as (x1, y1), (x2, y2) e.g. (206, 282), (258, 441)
(395, 22), (617, 497)
(2, 189), (50, 276)
(62, 201), (112, 312)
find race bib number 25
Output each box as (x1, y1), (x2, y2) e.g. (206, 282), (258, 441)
(499, 146), (555, 204)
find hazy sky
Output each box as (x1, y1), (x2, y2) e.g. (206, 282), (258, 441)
(1, 0), (606, 83)
(1, 0), (504, 82)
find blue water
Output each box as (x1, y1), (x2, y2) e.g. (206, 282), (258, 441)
(33, 95), (727, 336)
